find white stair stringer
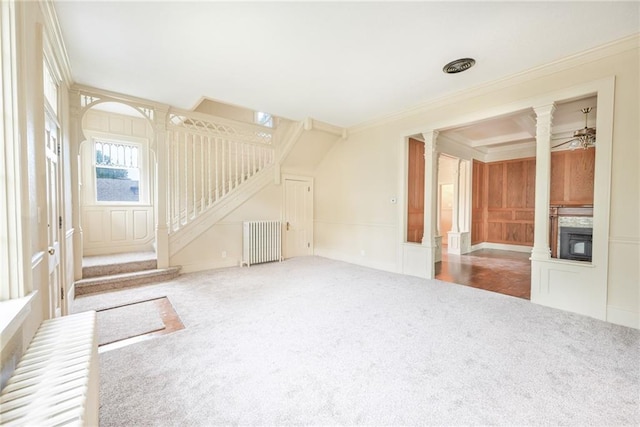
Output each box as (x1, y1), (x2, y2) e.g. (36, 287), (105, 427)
(169, 163), (275, 257)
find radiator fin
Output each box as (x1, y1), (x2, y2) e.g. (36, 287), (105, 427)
(242, 220), (282, 266)
(0, 311), (99, 426)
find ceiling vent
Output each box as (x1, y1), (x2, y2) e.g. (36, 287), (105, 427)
(443, 58), (476, 74)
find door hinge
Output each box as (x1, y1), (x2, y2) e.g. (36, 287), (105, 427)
(61, 287), (64, 300)
(59, 216), (62, 229)
(307, 242), (310, 248)
(57, 143), (61, 156)
(308, 186), (310, 192)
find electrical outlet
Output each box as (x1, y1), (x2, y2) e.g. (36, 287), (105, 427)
(221, 250), (227, 258)
(360, 250), (365, 256)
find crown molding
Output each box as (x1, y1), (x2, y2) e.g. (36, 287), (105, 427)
(350, 33), (639, 135)
(38, 0), (73, 87)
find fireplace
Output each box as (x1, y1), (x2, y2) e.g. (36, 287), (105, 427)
(559, 227), (593, 262)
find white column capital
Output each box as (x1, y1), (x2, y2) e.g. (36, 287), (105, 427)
(421, 130), (439, 152)
(533, 103), (556, 117)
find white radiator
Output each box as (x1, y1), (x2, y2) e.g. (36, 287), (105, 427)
(242, 220), (282, 266)
(0, 311), (99, 426)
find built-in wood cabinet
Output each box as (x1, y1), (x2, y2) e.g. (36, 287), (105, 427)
(471, 148), (594, 248)
(407, 138), (425, 243)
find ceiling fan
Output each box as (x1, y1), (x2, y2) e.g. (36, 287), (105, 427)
(552, 107), (596, 150)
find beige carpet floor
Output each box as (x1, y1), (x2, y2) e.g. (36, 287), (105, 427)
(72, 256), (640, 426)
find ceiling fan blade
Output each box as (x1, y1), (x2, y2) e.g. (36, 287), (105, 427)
(552, 138), (577, 149)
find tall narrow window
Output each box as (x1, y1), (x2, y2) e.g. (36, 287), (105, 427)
(95, 140), (140, 202)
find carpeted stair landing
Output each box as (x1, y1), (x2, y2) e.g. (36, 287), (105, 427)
(75, 252), (180, 296)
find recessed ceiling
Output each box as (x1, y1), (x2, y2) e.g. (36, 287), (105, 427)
(438, 96), (598, 155)
(53, 1), (639, 128)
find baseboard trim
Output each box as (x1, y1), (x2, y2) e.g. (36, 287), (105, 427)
(470, 242), (532, 253)
(607, 305), (639, 329)
(314, 249), (396, 273)
(177, 258), (239, 274)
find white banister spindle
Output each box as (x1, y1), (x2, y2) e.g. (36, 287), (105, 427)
(165, 111), (275, 234)
(241, 143), (246, 184)
(193, 136), (197, 217)
(183, 132), (188, 224)
(227, 139), (232, 193)
(215, 137), (220, 200)
(200, 135), (205, 213)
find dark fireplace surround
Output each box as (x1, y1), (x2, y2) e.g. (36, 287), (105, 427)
(559, 226), (593, 262)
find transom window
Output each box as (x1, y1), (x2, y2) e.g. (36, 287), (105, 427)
(95, 140), (140, 202)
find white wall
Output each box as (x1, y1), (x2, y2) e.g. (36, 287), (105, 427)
(170, 183), (282, 272)
(314, 36), (640, 328)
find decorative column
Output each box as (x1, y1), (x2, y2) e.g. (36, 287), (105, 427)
(448, 158), (463, 254)
(531, 103), (556, 260)
(154, 108), (170, 269)
(421, 130), (439, 278)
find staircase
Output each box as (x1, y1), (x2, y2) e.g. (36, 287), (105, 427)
(75, 252), (181, 296)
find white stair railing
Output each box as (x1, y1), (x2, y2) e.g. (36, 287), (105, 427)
(166, 109), (275, 233)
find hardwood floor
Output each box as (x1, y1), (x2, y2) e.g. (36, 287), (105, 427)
(435, 249), (531, 299)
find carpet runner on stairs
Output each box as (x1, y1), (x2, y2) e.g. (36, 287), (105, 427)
(75, 253), (181, 296)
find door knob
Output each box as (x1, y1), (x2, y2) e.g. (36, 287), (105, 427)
(48, 247), (55, 255)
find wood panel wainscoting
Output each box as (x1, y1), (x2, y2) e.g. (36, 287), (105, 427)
(473, 157), (536, 246)
(407, 138), (425, 243)
(472, 148), (595, 248)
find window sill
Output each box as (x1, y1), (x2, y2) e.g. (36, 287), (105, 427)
(0, 292), (37, 353)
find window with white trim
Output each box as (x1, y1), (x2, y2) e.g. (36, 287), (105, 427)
(94, 140), (141, 202)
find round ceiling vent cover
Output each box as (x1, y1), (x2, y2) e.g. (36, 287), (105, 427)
(443, 58), (476, 74)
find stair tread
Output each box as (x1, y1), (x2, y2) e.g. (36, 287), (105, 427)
(76, 267), (181, 286)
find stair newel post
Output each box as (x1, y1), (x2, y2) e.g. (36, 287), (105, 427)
(154, 107), (170, 269)
(200, 134), (205, 214)
(191, 134), (197, 219)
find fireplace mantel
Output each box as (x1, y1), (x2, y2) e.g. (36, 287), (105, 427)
(549, 205), (593, 258)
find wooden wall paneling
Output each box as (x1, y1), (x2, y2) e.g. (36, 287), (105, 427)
(550, 151), (566, 204)
(487, 163), (504, 209)
(471, 160), (487, 245)
(525, 158), (536, 209)
(567, 147), (595, 203)
(506, 160), (526, 208)
(407, 138), (425, 243)
(550, 148), (595, 205)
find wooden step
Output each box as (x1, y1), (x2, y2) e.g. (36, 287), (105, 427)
(82, 259), (158, 279)
(74, 267), (181, 296)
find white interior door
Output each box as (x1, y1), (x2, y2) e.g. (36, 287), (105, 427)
(45, 110), (62, 318)
(284, 177), (313, 259)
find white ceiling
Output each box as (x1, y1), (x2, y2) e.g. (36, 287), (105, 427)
(54, 1), (639, 128)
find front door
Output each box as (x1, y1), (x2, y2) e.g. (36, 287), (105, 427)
(283, 177), (313, 259)
(45, 110), (62, 318)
